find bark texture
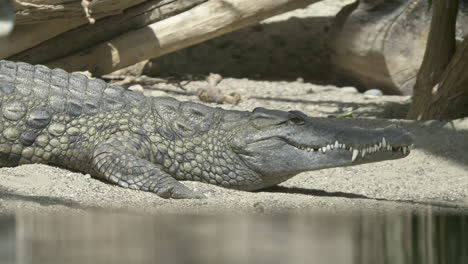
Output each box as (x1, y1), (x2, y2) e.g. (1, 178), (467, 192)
(410, 35), (468, 120)
(14, 0), (146, 25)
(407, 0), (461, 120)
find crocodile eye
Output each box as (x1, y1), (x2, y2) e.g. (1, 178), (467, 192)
(288, 115), (305, 125)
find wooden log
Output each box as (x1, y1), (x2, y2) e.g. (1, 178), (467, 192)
(14, 0), (147, 25)
(9, 0), (207, 64)
(1, 0), (147, 59)
(47, 0), (323, 75)
(0, 19), (83, 59)
(330, 0), (431, 95)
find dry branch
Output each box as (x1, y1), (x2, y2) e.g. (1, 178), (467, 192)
(47, 0), (323, 75)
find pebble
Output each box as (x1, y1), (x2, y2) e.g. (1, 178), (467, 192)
(364, 89), (383, 97)
(144, 90), (169, 97)
(340, 86), (359, 94)
(128, 84), (144, 93)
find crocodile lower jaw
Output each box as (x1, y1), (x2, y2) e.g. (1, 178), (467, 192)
(294, 137), (414, 163)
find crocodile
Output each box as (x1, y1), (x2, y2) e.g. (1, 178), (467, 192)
(0, 60), (413, 199)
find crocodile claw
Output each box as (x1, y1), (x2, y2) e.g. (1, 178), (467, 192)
(157, 184), (206, 199)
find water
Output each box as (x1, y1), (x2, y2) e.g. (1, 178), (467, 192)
(0, 212), (466, 264)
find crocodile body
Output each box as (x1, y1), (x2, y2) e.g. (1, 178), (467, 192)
(0, 60), (413, 199)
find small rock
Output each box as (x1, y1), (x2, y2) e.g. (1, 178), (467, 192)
(144, 90), (168, 97)
(423, 120), (440, 126)
(83, 174), (91, 179)
(74, 71), (93, 78)
(128, 84), (144, 93)
(340, 86), (359, 94)
(253, 201), (265, 213)
(364, 89), (383, 96)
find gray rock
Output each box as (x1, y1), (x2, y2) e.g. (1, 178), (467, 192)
(364, 89), (383, 97)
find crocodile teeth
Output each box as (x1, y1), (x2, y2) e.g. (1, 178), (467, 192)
(351, 149), (359, 162)
(297, 139), (411, 161)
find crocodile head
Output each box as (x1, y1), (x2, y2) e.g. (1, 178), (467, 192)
(231, 108), (413, 188)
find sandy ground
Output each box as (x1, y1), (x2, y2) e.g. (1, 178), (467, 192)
(1, 79), (467, 215)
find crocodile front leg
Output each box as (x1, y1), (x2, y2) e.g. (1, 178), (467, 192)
(92, 136), (205, 199)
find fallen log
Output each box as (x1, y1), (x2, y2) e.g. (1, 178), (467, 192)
(45, 0), (323, 75)
(0, 19), (83, 59)
(1, 0), (147, 59)
(331, 0), (437, 95)
(9, 0), (207, 64)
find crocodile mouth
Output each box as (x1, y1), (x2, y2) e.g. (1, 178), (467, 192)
(291, 137), (413, 163)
